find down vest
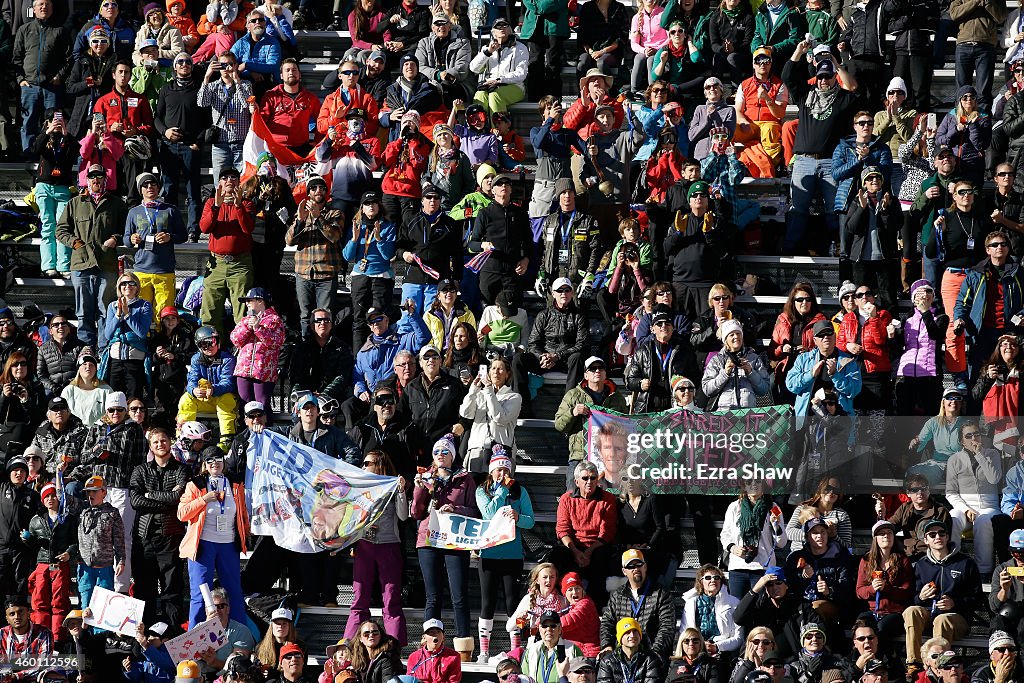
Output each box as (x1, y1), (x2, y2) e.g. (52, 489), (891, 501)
(837, 310), (894, 374)
(229, 307), (287, 383)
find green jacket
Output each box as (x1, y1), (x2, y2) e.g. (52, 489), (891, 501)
(554, 380), (628, 461)
(56, 192), (128, 272)
(805, 8), (839, 46)
(129, 64), (171, 110)
(520, 0), (570, 39)
(660, 2), (712, 61)
(751, 3), (806, 63)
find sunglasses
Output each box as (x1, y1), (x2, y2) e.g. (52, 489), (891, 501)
(249, 16), (266, 22)
(539, 623), (560, 629)
(90, 38), (110, 44)
(941, 665), (963, 671)
(824, 485), (840, 494)
(956, 189), (976, 196)
(712, 295), (731, 302)
(704, 84), (721, 90)
(855, 120), (874, 126)
(963, 432), (981, 440)
(119, 281), (138, 287)
(841, 293), (855, 300)
(587, 365), (607, 372)
(854, 635), (877, 641)
(944, 395), (963, 401)
(246, 411), (265, 418)
(690, 192), (708, 198)
(702, 575), (722, 581)
(669, 29), (684, 34)
(579, 475), (597, 481)
(313, 318), (332, 324)
(823, 400), (837, 406)
(10, 361), (27, 368)
(961, 94), (977, 100)
(107, 407), (125, 413)
(656, 290), (673, 296)
(926, 530), (948, 538)
(887, 90), (903, 96)
(653, 321), (672, 328)
(907, 486), (929, 493)
(374, 396), (396, 406)
(998, 171), (1017, 177)
(368, 317), (387, 324)
(803, 633), (823, 640)
(341, 69), (359, 76)
(361, 630), (381, 636)
(754, 57), (771, 64)
(422, 354), (440, 361)
(363, 459), (379, 467)
(752, 639), (774, 645)
(682, 638), (702, 644)
(129, 406), (146, 412)
(214, 603), (228, 610)
(140, 180), (158, 188)
(554, 287), (573, 294)
(677, 386), (695, 392)
(218, 61), (234, 67)
(87, 173), (105, 179)
(989, 242), (1010, 248)
(793, 296), (813, 303)
(651, 87), (669, 93)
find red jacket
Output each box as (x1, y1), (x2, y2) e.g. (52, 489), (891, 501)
(768, 312), (827, 384)
(561, 596), (601, 657)
(555, 488), (617, 547)
(259, 85), (322, 148)
(564, 96), (624, 140)
(382, 136), (430, 198)
(854, 554), (914, 615)
(406, 646), (461, 683)
(93, 88), (154, 138)
(317, 85), (380, 137)
(837, 309), (894, 374)
(200, 198), (255, 256)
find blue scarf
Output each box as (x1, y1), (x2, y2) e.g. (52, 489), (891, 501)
(696, 594), (720, 639)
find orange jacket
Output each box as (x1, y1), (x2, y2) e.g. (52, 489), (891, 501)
(317, 86), (380, 137)
(197, 1), (252, 35)
(177, 478), (250, 561)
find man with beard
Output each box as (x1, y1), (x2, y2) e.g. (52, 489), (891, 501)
(93, 61), (154, 205)
(260, 58), (321, 155)
(317, 58), (380, 138)
(229, 11), (281, 97)
(155, 53), (208, 242)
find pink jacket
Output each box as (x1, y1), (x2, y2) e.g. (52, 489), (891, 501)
(630, 7), (668, 54)
(78, 132), (124, 189)
(229, 307), (287, 382)
(406, 646), (461, 683)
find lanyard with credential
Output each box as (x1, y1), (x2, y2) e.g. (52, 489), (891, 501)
(629, 580), (650, 618)
(209, 476), (227, 514)
(656, 345), (671, 376)
(619, 657), (639, 683)
(540, 649), (557, 683)
(559, 210), (576, 246)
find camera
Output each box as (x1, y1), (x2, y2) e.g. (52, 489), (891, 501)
(741, 545), (757, 562)
(621, 243), (640, 262)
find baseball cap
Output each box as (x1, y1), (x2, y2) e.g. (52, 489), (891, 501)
(584, 356), (606, 371)
(423, 618), (445, 633)
(762, 651), (784, 665)
(159, 305), (179, 319)
(345, 107), (366, 120)
(86, 164), (105, 178)
(361, 191), (382, 205)
(368, 50), (386, 62)
(270, 607), (294, 622)
(139, 37), (159, 51)
(539, 610), (561, 626)
(871, 520), (895, 536)
(366, 307), (388, 323)
(83, 475), (105, 491)
(239, 287), (269, 302)
(244, 401), (265, 417)
(1010, 529), (1024, 549)
(943, 385), (966, 400)
(145, 622), (170, 638)
(621, 548), (645, 567)
(815, 60), (836, 79)
(753, 46), (773, 60)
(438, 278), (458, 292)
(803, 517), (829, 534)
(935, 145), (955, 159)
(202, 446), (224, 462)
(862, 659), (886, 674)
(811, 320), (835, 337)
(812, 43), (833, 57)
(175, 659), (201, 683)
(764, 566), (785, 582)
(746, 672), (772, 683)
(492, 174), (513, 186)
(279, 643), (304, 663)
(432, 13), (450, 24)
(5, 456), (27, 473)
(569, 658), (596, 673)
(47, 396), (69, 412)
(917, 518), (948, 537)
(594, 104), (614, 117)
(294, 393), (318, 410)
(552, 277), (573, 292)
(704, 76), (723, 88)
(422, 184), (441, 198)
(936, 652), (962, 668)
(651, 306), (673, 326)
(419, 344), (441, 360)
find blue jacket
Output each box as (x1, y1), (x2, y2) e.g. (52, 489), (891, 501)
(785, 349), (862, 428)
(100, 297), (153, 381)
(912, 546), (981, 619)
(230, 33), (281, 78)
(186, 350), (236, 396)
(635, 105), (667, 162)
(830, 134), (893, 212)
(476, 482), (536, 560)
(123, 202), (188, 274)
(1001, 460), (1024, 515)
(342, 219), (397, 277)
(353, 312), (430, 396)
(73, 15), (135, 61)
(954, 258), (1024, 341)
(124, 644), (175, 683)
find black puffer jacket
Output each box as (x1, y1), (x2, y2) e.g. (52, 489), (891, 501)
(599, 582), (677, 659)
(886, 0), (938, 54)
(34, 416), (86, 475)
(128, 458), (189, 540)
(787, 649), (857, 683)
(64, 52), (116, 138)
(149, 320), (196, 394)
(364, 637), (403, 683)
(598, 648), (664, 683)
(403, 372), (467, 448)
(26, 498), (80, 564)
(625, 338), (700, 413)
(36, 337), (84, 397)
(666, 655), (718, 683)
(348, 413), (423, 479)
(527, 303), (589, 358)
(840, 0), (886, 57)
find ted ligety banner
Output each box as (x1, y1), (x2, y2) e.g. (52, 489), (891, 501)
(426, 506), (517, 550)
(246, 430), (399, 552)
(585, 405), (795, 495)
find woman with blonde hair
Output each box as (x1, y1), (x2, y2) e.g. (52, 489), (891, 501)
(669, 628), (717, 683)
(432, 0), (471, 36)
(507, 561), (568, 649)
(728, 627), (778, 683)
(254, 608), (306, 668)
(60, 347), (112, 426)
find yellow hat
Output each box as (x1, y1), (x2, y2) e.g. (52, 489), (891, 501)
(621, 549), (645, 567)
(63, 610), (83, 623)
(753, 46), (773, 60)
(175, 660), (201, 682)
(616, 618), (642, 644)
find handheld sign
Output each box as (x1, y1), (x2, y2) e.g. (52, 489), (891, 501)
(426, 506), (517, 550)
(84, 587), (144, 636)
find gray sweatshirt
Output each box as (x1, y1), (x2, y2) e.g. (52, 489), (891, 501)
(78, 501), (125, 568)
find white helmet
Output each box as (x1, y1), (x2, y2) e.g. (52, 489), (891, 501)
(179, 421), (211, 446)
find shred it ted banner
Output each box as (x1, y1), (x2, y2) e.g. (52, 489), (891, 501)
(426, 506), (517, 550)
(246, 430), (400, 552)
(585, 405), (795, 495)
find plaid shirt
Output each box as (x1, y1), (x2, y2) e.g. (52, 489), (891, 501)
(0, 624), (52, 665)
(700, 152), (748, 206)
(76, 421), (147, 489)
(197, 79), (253, 144)
(284, 208), (345, 279)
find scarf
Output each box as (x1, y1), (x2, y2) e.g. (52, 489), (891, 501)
(738, 495), (769, 548)
(721, 6), (741, 17)
(695, 594), (720, 639)
(806, 83), (839, 121)
(668, 41), (687, 58)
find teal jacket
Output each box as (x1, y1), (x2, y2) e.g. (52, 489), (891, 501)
(475, 482), (535, 559)
(751, 3), (806, 63)
(660, 1), (712, 60)
(520, 0), (570, 39)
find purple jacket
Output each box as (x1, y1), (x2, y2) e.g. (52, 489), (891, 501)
(411, 469), (479, 547)
(896, 307), (945, 378)
(454, 124), (500, 167)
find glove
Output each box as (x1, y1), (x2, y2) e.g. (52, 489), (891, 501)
(534, 277), (550, 298)
(576, 275), (594, 299)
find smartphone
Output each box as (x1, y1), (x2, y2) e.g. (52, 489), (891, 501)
(53, 112), (63, 122)
(477, 364), (488, 382)
(93, 113), (104, 123)
(459, 367), (471, 381)
(927, 113), (937, 130)
(1008, 566), (1024, 577)
(556, 645), (565, 662)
